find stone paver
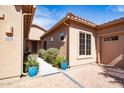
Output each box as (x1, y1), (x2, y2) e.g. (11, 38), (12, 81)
(37, 57), (59, 76)
(0, 63), (124, 88)
(65, 64), (124, 88)
(0, 73), (79, 88)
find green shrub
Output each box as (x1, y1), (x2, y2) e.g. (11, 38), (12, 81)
(37, 49), (46, 58)
(44, 48), (59, 63)
(52, 56), (64, 67)
(24, 54), (39, 72)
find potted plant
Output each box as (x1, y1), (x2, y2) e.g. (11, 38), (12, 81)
(24, 54), (39, 77)
(60, 59), (68, 70)
(52, 56), (64, 67)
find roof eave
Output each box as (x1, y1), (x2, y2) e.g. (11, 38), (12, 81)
(69, 18), (96, 28)
(41, 17), (69, 38)
(41, 17), (96, 38)
(97, 18), (124, 29)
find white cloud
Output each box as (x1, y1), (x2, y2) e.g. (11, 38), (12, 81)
(32, 6), (58, 30)
(32, 6), (69, 30)
(33, 17), (56, 30)
(108, 5), (124, 12)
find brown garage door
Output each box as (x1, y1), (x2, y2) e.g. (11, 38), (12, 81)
(100, 34), (124, 68)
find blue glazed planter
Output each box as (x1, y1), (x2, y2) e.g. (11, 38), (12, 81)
(28, 66), (38, 77)
(60, 61), (68, 70)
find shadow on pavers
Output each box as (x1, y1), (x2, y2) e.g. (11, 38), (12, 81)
(99, 65), (124, 87)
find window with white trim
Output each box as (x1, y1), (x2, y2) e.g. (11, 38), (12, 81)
(79, 33), (91, 55)
(60, 32), (64, 41)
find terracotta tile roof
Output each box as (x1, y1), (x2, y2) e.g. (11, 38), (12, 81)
(41, 12), (124, 37)
(41, 12), (97, 38)
(97, 17), (124, 28)
(66, 12), (97, 27)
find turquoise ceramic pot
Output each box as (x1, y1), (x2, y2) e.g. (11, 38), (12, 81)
(28, 66), (38, 77)
(60, 61), (68, 70)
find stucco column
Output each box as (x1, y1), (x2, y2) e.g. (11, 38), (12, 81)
(96, 36), (101, 64)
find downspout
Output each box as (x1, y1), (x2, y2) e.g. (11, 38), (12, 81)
(21, 13), (34, 77)
(20, 9), (23, 77)
(63, 21), (70, 67)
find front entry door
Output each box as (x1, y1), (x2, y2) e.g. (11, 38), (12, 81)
(31, 41), (37, 53)
(43, 41), (47, 50)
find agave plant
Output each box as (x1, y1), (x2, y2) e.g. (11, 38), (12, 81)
(24, 54), (39, 72)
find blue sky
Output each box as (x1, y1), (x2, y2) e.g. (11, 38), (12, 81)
(33, 5), (124, 30)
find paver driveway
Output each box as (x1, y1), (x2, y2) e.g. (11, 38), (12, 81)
(65, 64), (124, 88)
(0, 63), (124, 88)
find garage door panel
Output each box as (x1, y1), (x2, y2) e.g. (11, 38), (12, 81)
(100, 34), (124, 68)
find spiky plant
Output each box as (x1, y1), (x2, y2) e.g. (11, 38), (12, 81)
(24, 54), (39, 72)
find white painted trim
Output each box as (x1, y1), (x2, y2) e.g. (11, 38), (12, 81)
(77, 30), (93, 59)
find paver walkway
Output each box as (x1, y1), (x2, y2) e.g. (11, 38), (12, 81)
(0, 63), (124, 88)
(37, 57), (59, 76)
(37, 57), (83, 87)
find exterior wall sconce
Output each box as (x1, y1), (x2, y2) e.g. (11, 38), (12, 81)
(4, 27), (14, 41)
(5, 27), (14, 37)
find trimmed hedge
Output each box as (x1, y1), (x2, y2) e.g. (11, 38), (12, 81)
(44, 48), (59, 63)
(37, 49), (46, 58)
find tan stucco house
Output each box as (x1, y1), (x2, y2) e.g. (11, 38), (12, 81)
(0, 5), (35, 79)
(26, 24), (46, 53)
(0, 7), (124, 80)
(41, 12), (124, 68)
